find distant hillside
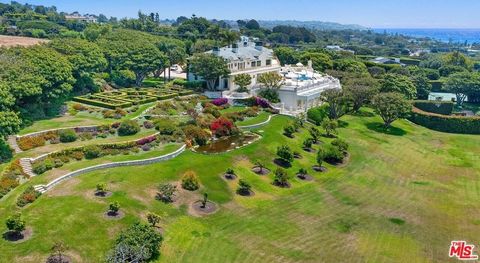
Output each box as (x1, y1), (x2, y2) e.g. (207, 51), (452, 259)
(223, 20), (367, 31)
(258, 20), (367, 31)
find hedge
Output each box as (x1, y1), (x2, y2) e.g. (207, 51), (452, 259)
(409, 107), (480, 134)
(72, 97), (132, 109)
(413, 100), (454, 115)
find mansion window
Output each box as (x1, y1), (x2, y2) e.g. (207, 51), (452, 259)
(266, 59), (271, 66)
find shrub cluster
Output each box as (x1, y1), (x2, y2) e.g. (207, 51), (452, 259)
(16, 186), (41, 207)
(307, 104), (329, 125)
(318, 138), (349, 164)
(0, 160), (25, 199)
(413, 100), (454, 115)
(409, 107), (480, 134)
(181, 171), (200, 191)
(58, 129), (77, 143)
(118, 120), (141, 136)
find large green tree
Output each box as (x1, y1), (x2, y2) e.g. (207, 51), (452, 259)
(189, 53), (230, 91)
(380, 73), (416, 99)
(99, 30), (169, 86)
(274, 47), (299, 66)
(343, 75), (379, 112)
(444, 72), (480, 106)
(372, 92), (411, 128)
(50, 38), (108, 93)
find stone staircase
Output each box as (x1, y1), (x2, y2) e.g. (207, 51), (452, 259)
(7, 135), (22, 154)
(33, 185), (47, 194)
(19, 158), (36, 178)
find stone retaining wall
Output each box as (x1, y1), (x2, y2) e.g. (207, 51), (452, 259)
(44, 144), (186, 192)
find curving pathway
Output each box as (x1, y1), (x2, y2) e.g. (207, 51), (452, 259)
(237, 114), (275, 130)
(34, 144), (186, 193)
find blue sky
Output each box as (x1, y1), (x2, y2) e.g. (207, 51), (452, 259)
(4, 0), (480, 28)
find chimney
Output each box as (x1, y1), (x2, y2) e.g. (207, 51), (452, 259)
(232, 43), (238, 53)
(255, 42), (263, 51)
(308, 60), (313, 70)
(213, 46), (220, 55)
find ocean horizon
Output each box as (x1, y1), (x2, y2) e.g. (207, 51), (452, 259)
(373, 28), (480, 44)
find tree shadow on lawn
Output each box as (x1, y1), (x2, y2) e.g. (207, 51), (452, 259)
(366, 122), (407, 136)
(338, 120), (349, 128)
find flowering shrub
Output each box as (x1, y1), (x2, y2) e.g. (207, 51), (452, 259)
(210, 117), (238, 137)
(16, 186), (41, 207)
(212, 98), (229, 106)
(18, 136), (46, 151)
(136, 135), (157, 146)
(255, 97), (270, 108)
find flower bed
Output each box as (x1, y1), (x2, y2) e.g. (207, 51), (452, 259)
(0, 160), (27, 199)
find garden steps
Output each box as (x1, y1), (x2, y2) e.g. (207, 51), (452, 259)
(33, 185), (47, 194)
(19, 158), (36, 178)
(7, 135), (22, 154)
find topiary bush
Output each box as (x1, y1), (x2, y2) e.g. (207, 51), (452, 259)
(181, 171), (200, 191)
(118, 120), (141, 136)
(59, 129), (78, 143)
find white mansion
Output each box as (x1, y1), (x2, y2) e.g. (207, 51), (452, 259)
(188, 36), (341, 115)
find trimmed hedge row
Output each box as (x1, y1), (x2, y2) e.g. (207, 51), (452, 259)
(413, 100), (454, 115)
(72, 96), (133, 109)
(409, 107), (480, 134)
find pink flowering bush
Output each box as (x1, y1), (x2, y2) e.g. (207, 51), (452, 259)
(212, 98), (229, 106)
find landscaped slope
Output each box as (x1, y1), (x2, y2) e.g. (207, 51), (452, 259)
(0, 111), (479, 262)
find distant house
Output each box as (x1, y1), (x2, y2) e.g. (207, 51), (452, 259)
(188, 36), (281, 91)
(325, 45), (355, 54)
(64, 12), (97, 23)
(370, 57), (405, 66)
(410, 49), (431, 57)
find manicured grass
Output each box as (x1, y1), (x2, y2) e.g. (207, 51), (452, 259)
(18, 102), (155, 135)
(236, 111), (270, 126)
(220, 106), (246, 114)
(1, 109), (480, 262)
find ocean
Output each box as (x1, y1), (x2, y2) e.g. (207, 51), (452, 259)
(373, 28), (480, 44)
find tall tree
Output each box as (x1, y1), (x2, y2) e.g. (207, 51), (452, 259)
(49, 38), (108, 93)
(234, 74), (252, 92)
(380, 73), (417, 99)
(321, 88), (349, 120)
(444, 72), (480, 106)
(99, 30), (169, 86)
(372, 92), (411, 128)
(189, 53), (230, 91)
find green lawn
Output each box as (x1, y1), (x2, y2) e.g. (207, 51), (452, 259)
(237, 111), (271, 126)
(19, 102), (155, 135)
(1, 110), (479, 262)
